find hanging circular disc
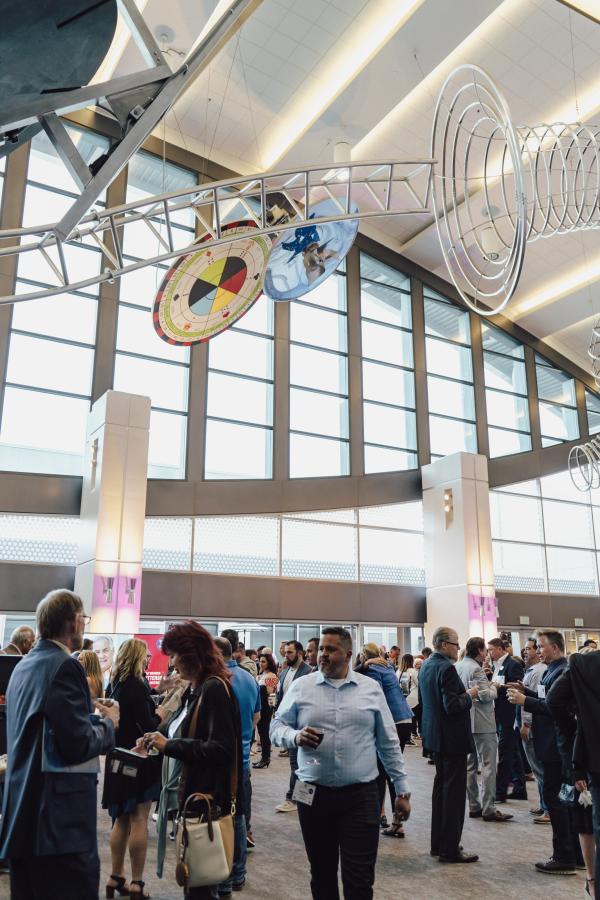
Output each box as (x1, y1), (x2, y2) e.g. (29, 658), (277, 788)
(153, 222), (271, 345)
(263, 198), (358, 301)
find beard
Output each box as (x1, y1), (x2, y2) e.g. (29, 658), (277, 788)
(72, 632), (84, 652)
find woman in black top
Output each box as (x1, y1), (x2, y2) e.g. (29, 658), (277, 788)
(104, 639), (160, 900)
(142, 621), (242, 900)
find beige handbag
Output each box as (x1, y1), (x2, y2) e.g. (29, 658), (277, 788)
(175, 677), (238, 890)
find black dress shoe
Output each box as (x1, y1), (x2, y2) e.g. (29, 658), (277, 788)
(495, 795), (507, 803)
(469, 810), (482, 818)
(439, 851), (479, 864)
(508, 790), (528, 800)
(483, 811), (513, 822)
(535, 858), (576, 875)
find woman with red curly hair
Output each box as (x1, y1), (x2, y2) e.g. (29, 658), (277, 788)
(140, 621), (242, 899)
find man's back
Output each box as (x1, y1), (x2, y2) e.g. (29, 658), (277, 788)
(419, 652), (474, 755)
(227, 661), (260, 769)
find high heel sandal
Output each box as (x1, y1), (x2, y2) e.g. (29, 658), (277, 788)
(129, 880), (150, 899)
(382, 823), (405, 838)
(106, 875), (129, 898)
(252, 758), (270, 768)
(585, 877), (595, 897)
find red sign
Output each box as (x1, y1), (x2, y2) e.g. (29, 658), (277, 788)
(135, 633), (169, 690)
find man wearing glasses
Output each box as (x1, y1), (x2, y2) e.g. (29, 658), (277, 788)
(419, 626), (479, 864)
(0, 589), (118, 900)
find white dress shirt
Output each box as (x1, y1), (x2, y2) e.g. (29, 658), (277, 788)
(270, 667), (409, 795)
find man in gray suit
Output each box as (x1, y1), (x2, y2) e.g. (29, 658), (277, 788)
(457, 637), (512, 823)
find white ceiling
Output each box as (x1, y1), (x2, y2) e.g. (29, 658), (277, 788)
(110, 0), (600, 375)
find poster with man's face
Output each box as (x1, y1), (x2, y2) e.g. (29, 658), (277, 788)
(86, 634), (130, 686)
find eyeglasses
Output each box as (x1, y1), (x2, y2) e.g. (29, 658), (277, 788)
(444, 640), (460, 649)
(79, 614), (91, 626)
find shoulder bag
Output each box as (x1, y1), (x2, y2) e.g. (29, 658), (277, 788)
(175, 676), (237, 889)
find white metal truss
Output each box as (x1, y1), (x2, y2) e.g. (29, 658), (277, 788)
(0, 158), (433, 304)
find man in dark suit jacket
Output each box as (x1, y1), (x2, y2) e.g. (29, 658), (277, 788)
(487, 638), (526, 802)
(0, 589), (118, 900)
(507, 630), (578, 875)
(275, 640), (312, 813)
(419, 626), (478, 863)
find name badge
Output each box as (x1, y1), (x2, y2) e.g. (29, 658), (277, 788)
(496, 675), (505, 686)
(538, 684), (546, 699)
(292, 780), (316, 807)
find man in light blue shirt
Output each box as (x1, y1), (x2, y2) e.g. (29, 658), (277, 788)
(270, 626), (410, 900)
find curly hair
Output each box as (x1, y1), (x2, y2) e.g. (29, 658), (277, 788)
(259, 652), (277, 675)
(162, 620), (231, 684)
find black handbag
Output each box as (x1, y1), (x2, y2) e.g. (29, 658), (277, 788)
(103, 746), (162, 806)
(558, 783), (578, 807)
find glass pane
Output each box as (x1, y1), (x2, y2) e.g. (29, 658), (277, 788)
(290, 345), (347, 394)
(0, 387), (89, 475)
(542, 499), (594, 548)
(361, 320), (413, 367)
(235, 296), (274, 335)
(428, 376), (475, 420)
(484, 355), (527, 394)
(587, 390), (600, 436)
(539, 402), (579, 442)
(194, 515), (279, 575)
(116, 305), (189, 363)
(285, 509), (356, 524)
(208, 372), (273, 427)
(429, 415), (477, 456)
(426, 337), (473, 381)
(299, 273), (346, 311)
(486, 390), (530, 431)
(143, 518), (193, 570)
(360, 253), (410, 291)
(547, 547), (596, 594)
(363, 403), (416, 449)
(28, 127), (108, 194)
(361, 281), (411, 328)
(424, 298), (470, 344)
(540, 470), (584, 502)
(490, 492), (543, 543)
(12, 286), (97, 344)
(17, 236), (102, 291)
(7, 334), (93, 396)
(496, 479), (540, 496)
(536, 364), (576, 406)
(119, 266), (167, 309)
(114, 354), (188, 412)
(209, 329), (273, 379)
(290, 389), (348, 438)
(364, 445), (417, 474)
(290, 303), (347, 352)
(362, 360), (415, 408)
(481, 323), (524, 358)
(488, 428), (531, 458)
(359, 502), (423, 531)
(359, 529), (424, 584)
(205, 420), (272, 479)
(493, 541), (546, 591)
(289, 433), (349, 478)
(148, 410), (186, 479)
(281, 519), (356, 580)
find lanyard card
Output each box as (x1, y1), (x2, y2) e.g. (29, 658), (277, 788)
(292, 780), (316, 806)
(538, 684), (546, 699)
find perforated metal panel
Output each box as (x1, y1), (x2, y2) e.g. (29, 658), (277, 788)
(193, 516), (279, 576)
(0, 514), (78, 564)
(143, 518), (193, 571)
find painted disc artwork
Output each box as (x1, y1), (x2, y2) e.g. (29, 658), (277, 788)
(153, 221), (271, 344)
(263, 199), (358, 302)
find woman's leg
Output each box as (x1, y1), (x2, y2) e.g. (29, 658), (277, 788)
(580, 833), (596, 897)
(109, 813), (131, 883)
(128, 800), (153, 888)
(258, 709), (272, 762)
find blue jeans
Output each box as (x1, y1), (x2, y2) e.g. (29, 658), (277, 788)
(218, 813), (247, 895)
(591, 776), (600, 887)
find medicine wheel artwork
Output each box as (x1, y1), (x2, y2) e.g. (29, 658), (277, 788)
(153, 221), (271, 344)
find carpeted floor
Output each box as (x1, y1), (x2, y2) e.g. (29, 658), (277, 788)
(0, 743), (588, 898)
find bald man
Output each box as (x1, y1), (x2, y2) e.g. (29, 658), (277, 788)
(1, 626), (35, 656)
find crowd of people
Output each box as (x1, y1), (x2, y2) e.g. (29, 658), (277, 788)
(0, 589), (599, 900)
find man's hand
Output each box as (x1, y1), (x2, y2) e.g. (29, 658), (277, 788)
(467, 686), (479, 698)
(394, 796), (411, 822)
(520, 724), (530, 740)
(96, 699), (120, 727)
(505, 681), (524, 692)
(575, 779), (588, 793)
(158, 673), (181, 694)
(507, 688), (525, 706)
(295, 727), (322, 749)
(144, 731), (168, 753)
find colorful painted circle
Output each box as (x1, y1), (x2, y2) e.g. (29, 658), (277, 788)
(153, 221), (271, 344)
(263, 199), (358, 301)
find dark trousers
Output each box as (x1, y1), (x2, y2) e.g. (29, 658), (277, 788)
(412, 704), (421, 736)
(496, 721), (525, 799)
(286, 746), (299, 802)
(431, 753), (468, 858)
(257, 706), (272, 762)
(297, 780), (380, 900)
(10, 849), (100, 900)
(542, 759), (576, 865)
(591, 776), (600, 887)
(376, 722), (412, 810)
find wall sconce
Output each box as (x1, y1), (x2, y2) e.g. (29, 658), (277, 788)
(102, 576), (114, 604)
(443, 488), (453, 528)
(126, 577), (137, 605)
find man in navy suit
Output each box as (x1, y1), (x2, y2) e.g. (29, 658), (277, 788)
(487, 637), (526, 802)
(0, 589), (118, 900)
(275, 640), (312, 813)
(419, 626), (479, 863)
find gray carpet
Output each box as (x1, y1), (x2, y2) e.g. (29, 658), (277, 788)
(0, 744), (587, 898)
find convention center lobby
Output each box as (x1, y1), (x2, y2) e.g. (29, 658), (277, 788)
(0, 0), (600, 898)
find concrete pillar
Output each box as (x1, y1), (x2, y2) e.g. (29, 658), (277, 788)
(74, 391), (150, 633)
(422, 452), (497, 646)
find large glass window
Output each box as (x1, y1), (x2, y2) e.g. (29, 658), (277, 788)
(536, 354), (579, 447)
(424, 287), (476, 457)
(360, 253), (416, 473)
(115, 151), (196, 479)
(482, 323), (531, 457)
(205, 296), (275, 480)
(586, 390), (600, 436)
(0, 127), (108, 475)
(289, 271), (349, 478)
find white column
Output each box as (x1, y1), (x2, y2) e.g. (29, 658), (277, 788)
(74, 390), (150, 634)
(422, 452), (497, 645)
